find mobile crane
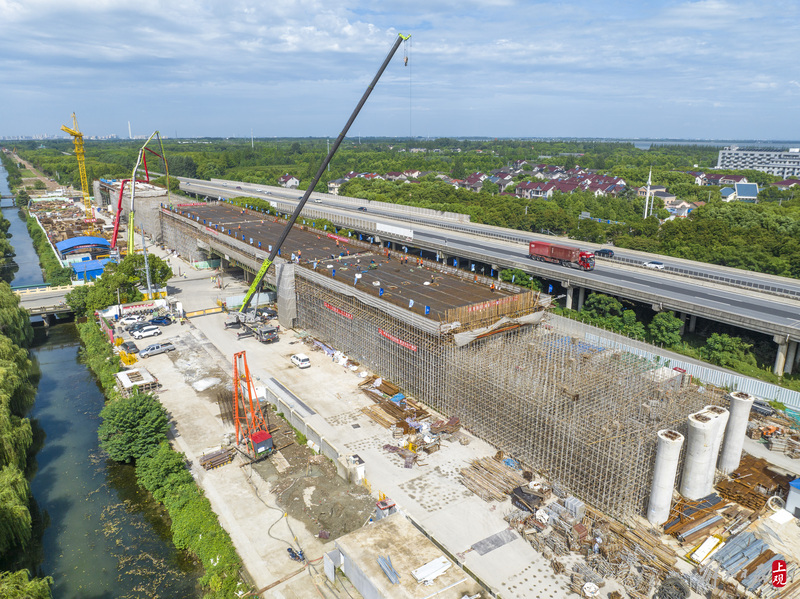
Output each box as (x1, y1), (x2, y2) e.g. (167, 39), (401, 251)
(233, 33), (411, 322)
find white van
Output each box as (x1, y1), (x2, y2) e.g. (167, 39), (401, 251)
(291, 354), (311, 369)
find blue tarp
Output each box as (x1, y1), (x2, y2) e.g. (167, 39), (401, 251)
(55, 236), (111, 256)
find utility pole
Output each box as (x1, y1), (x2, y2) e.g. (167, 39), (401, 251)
(141, 229), (154, 299)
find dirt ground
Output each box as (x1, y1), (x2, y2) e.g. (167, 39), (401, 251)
(252, 430), (376, 542)
(12, 153), (66, 193)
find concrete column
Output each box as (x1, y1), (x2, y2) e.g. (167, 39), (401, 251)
(577, 287), (586, 311)
(565, 286), (574, 310)
(679, 312), (688, 336)
(785, 341), (798, 375)
(774, 335), (789, 375)
(688, 314), (697, 334)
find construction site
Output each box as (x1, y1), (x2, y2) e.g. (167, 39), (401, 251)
(13, 45), (800, 597)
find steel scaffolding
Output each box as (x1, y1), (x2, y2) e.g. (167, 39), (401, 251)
(294, 271), (720, 520)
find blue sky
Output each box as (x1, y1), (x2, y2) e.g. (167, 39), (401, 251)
(1, 0), (798, 140)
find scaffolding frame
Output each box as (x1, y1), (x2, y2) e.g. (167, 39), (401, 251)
(294, 273), (722, 519)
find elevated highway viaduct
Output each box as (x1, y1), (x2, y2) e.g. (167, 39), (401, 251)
(170, 178), (800, 375)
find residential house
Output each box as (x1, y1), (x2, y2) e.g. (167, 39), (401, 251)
(384, 172), (406, 181)
(637, 185), (667, 198)
(664, 199), (695, 218)
(720, 174), (749, 186)
(684, 171), (708, 186)
(653, 190), (678, 203)
(278, 173), (299, 189)
(464, 173), (487, 192)
(362, 173), (383, 181)
(707, 173), (749, 186)
(403, 169), (421, 179)
(771, 179), (800, 189)
(720, 187), (737, 201)
(327, 178), (347, 195)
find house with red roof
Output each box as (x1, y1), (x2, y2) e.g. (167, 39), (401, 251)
(278, 173), (299, 189)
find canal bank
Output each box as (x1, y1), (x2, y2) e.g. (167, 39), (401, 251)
(1, 162), (203, 598)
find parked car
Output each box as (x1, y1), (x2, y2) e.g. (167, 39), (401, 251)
(139, 342), (176, 359)
(132, 325), (162, 340)
(119, 341), (139, 354)
(357, 206), (368, 212)
(291, 354), (311, 369)
(126, 321), (151, 332)
(120, 315), (143, 326)
(643, 261), (665, 270)
(595, 248), (615, 258)
(149, 315), (173, 326)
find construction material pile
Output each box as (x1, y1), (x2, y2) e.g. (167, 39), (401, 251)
(715, 455), (791, 510)
(461, 456), (527, 501)
(506, 504), (682, 599)
(359, 376), (431, 433)
(663, 493), (726, 543)
(711, 530), (798, 596)
(199, 447), (236, 470)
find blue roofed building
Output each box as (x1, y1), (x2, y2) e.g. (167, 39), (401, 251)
(71, 258), (113, 281)
(720, 187), (737, 202)
(55, 236), (111, 259)
(735, 182), (759, 202)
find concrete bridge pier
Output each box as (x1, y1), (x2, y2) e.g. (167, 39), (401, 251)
(576, 287), (586, 311)
(563, 283), (574, 310)
(785, 340), (798, 376)
(688, 314), (697, 334)
(679, 313), (688, 335)
(774, 335), (790, 375)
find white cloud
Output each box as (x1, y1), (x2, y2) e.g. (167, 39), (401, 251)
(0, 0), (799, 138)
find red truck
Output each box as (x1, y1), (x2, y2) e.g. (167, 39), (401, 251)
(529, 241), (595, 271)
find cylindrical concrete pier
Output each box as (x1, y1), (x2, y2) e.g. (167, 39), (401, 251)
(647, 429), (684, 526)
(704, 405), (729, 495)
(680, 407), (727, 500)
(718, 392), (755, 475)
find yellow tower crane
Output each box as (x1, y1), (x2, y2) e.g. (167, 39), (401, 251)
(60, 113), (95, 234)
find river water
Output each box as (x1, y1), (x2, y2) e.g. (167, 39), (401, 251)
(1, 164), (203, 598)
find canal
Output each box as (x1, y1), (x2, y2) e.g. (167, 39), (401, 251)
(1, 164), (203, 598)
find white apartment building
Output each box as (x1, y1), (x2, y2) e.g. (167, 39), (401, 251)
(717, 147), (800, 177)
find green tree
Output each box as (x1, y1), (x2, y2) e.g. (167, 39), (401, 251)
(481, 180), (499, 195)
(498, 268), (542, 290)
(619, 310), (646, 340)
(699, 333), (757, 368)
(648, 311), (683, 347)
(98, 392), (170, 463)
(115, 254), (173, 290)
(0, 570), (52, 599)
(582, 293), (623, 320)
(137, 442), (194, 503)
(0, 466), (32, 554)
